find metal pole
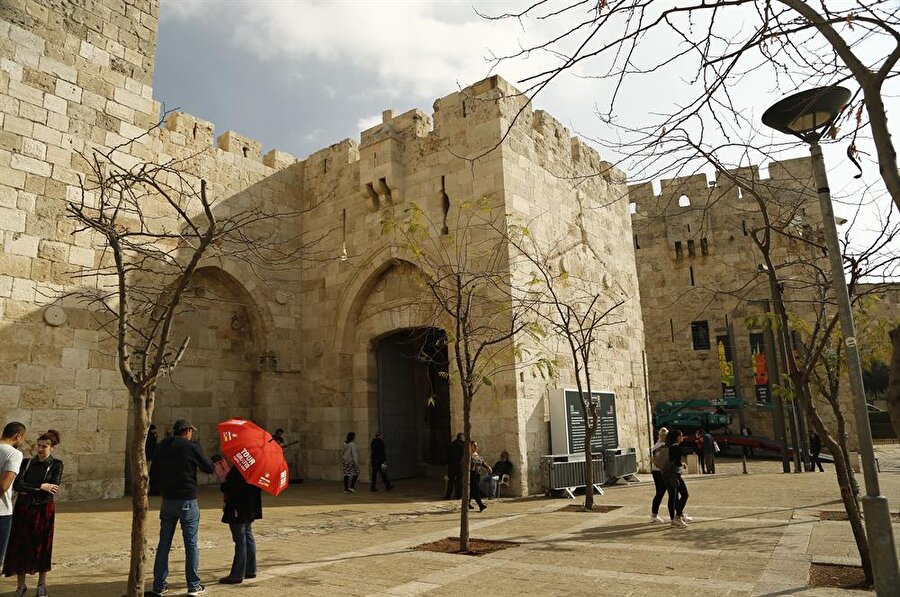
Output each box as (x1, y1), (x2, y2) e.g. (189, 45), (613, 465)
(763, 301), (791, 473)
(809, 140), (899, 594)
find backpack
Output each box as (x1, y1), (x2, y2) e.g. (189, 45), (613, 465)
(652, 444), (671, 472)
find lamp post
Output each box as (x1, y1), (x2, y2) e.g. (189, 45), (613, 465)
(763, 86), (900, 593)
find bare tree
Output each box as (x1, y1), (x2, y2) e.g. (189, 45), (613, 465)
(383, 199), (545, 551)
(508, 222), (626, 511)
(65, 129), (323, 597)
(713, 159), (899, 584)
(483, 1), (900, 214)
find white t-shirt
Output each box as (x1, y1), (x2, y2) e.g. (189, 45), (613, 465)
(0, 443), (23, 516)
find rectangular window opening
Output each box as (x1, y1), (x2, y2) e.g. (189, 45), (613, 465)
(689, 266), (695, 286)
(691, 320), (711, 350)
(674, 241), (683, 260)
(742, 220), (748, 236)
(687, 239), (695, 257)
(700, 237), (709, 256)
(634, 235), (640, 250)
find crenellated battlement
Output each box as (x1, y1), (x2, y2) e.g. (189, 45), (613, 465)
(628, 156), (815, 220)
(161, 111), (297, 171)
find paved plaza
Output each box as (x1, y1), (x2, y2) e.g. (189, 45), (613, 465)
(26, 453), (900, 597)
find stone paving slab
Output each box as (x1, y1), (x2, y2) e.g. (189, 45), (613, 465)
(14, 454), (900, 596)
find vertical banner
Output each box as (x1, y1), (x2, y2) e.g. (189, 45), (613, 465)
(750, 332), (770, 405)
(716, 335), (735, 400)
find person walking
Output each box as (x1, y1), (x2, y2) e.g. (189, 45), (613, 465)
(0, 422), (26, 568)
(693, 430), (706, 474)
(146, 424), (158, 463)
(809, 430), (824, 472)
(702, 429), (716, 474)
(369, 431), (393, 492)
(271, 429), (286, 448)
(665, 429), (690, 529)
(149, 419), (214, 597)
(649, 428), (669, 523)
(341, 432), (360, 493)
(3, 430), (63, 597)
(218, 466), (262, 585)
(468, 442), (491, 512)
(444, 433), (464, 500)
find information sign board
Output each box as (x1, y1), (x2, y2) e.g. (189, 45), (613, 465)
(550, 389), (618, 455)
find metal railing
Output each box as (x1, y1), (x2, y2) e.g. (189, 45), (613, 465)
(603, 448), (638, 480)
(540, 453), (606, 498)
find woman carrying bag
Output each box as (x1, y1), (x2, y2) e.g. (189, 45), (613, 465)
(219, 465), (262, 585)
(3, 430), (63, 597)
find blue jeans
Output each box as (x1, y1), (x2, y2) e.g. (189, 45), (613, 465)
(153, 498), (201, 591)
(0, 515), (11, 567)
(228, 522), (257, 580)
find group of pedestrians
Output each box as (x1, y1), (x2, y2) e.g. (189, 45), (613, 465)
(442, 434), (511, 511)
(649, 427), (692, 529)
(147, 418), (263, 596)
(340, 431), (395, 493)
(693, 429), (716, 474)
(0, 422), (63, 597)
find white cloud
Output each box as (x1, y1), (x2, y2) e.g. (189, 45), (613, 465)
(161, 1), (552, 101)
(357, 114), (382, 132)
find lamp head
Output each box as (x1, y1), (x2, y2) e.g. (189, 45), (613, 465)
(762, 86), (850, 140)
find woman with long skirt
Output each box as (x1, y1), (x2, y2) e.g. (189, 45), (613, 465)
(3, 430), (63, 597)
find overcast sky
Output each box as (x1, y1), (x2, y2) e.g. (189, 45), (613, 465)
(153, 1), (896, 249)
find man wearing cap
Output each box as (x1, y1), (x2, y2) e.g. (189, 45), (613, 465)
(148, 419), (214, 597)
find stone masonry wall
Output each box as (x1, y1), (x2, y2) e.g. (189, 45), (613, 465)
(0, 1), (303, 499)
(629, 159), (860, 450)
(1, 0), (650, 498)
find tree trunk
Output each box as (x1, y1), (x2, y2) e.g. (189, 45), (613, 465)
(583, 424), (595, 511)
(802, 390), (873, 583)
(887, 326), (900, 439)
(822, 425), (873, 583)
(125, 390), (152, 597)
(459, 392), (472, 552)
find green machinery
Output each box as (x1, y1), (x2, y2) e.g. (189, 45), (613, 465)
(653, 397), (741, 431)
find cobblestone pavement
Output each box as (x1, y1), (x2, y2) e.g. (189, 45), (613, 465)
(19, 453), (900, 597)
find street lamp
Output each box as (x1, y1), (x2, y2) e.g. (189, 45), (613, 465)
(763, 86), (900, 594)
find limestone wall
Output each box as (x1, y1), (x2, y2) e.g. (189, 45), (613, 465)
(498, 97), (650, 490)
(629, 158), (861, 448)
(0, 1), (303, 498)
(1, 0), (650, 499)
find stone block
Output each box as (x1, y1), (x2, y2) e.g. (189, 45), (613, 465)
(0, 206), (26, 232)
(42, 93), (66, 115)
(217, 130), (261, 159)
(0, 385), (21, 408)
(67, 245), (94, 267)
(56, 387), (88, 408)
(61, 347), (89, 369)
(54, 79), (83, 103)
(10, 153), (51, 177)
(5, 232), (39, 257)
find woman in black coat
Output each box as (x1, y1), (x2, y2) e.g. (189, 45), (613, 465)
(3, 430), (63, 597)
(218, 466), (262, 584)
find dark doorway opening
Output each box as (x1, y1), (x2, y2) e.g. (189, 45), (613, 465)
(376, 328), (450, 480)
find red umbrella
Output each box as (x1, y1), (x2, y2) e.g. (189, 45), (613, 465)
(217, 418), (289, 496)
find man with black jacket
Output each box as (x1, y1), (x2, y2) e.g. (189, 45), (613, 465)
(149, 419), (214, 597)
(444, 433), (465, 500)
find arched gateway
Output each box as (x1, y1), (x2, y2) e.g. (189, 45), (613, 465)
(335, 255), (453, 481)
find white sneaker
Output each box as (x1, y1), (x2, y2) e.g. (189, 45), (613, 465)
(650, 514), (664, 523)
(671, 516), (688, 529)
(681, 513), (693, 522)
